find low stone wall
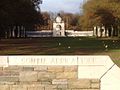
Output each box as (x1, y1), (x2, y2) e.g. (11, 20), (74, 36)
(26, 30), (93, 37)
(0, 65), (100, 90)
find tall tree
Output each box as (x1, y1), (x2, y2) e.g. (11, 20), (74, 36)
(80, 0), (120, 36)
(0, 0), (43, 38)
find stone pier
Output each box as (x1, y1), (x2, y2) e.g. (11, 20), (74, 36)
(0, 55), (120, 90)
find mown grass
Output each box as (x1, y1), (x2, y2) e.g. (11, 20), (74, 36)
(0, 37), (120, 66)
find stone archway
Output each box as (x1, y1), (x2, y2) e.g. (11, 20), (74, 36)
(56, 25), (62, 31)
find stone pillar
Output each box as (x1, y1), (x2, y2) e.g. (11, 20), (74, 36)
(12, 26), (16, 38)
(102, 26), (105, 37)
(53, 15), (65, 37)
(93, 26), (97, 37)
(61, 22), (65, 37)
(106, 29), (109, 37)
(97, 26), (101, 37)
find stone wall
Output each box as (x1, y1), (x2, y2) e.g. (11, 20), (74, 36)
(26, 30), (93, 37)
(1, 55), (120, 90)
(0, 65), (100, 90)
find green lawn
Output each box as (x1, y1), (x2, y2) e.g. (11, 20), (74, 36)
(0, 37), (120, 66)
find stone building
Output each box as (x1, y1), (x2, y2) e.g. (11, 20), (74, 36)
(53, 14), (65, 37)
(26, 14), (93, 37)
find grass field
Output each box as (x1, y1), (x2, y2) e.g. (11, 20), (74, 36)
(0, 37), (120, 66)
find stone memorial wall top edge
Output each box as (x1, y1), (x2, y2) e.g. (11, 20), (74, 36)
(0, 55), (113, 66)
(78, 55), (114, 66)
(8, 56), (78, 65)
(0, 56), (8, 67)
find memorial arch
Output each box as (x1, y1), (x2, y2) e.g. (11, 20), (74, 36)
(53, 14), (65, 37)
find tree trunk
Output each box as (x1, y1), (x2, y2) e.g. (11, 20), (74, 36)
(111, 26), (114, 37)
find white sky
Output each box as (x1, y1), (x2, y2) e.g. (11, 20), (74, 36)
(41, 0), (84, 13)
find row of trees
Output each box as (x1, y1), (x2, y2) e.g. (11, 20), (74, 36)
(0, 0), (43, 38)
(34, 0), (120, 37)
(38, 11), (80, 31)
(37, 0), (120, 37)
(80, 0), (120, 37)
(1, 0), (119, 38)
(0, 0), (80, 38)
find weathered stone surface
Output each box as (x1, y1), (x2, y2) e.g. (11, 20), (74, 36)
(0, 77), (19, 82)
(57, 84), (68, 89)
(68, 80), (91, 89)
(91, 83), (100, 89)
(3, 66), (23, 71)
(45, 88), (58, 90)
(61, 89), (71, 90)
(8, 56), (78, 65)
(78, 56), (114, 79)
(0, 71), (19, 82)
(1, 55), (112, 90)
(0, 82), (16, 85)
(91, 79), (100, 83)
(52, 79), (68, 85)
(27, 85), (44, 90)
(0, 85), (10, 90)
(23, 67), (34, 71)
(78, 66), (106, 79)
(0, 56), (8, 67)
(10, 85), (27, 90)
(72, 89), (100, 90)
(17, 82), (41, 85)
(19, 71), (37, 82)
(47, 66), (64, 72)
(45, 85), (57, 90)
(0, 71), (19, 76)
(45, 89), (58, 90)
(41, 81), (51, 85)
(38, 72), (56, 81)
(56, 72), (77, 79)
(78, 56), (113, 66)
(34, 66), (47, 71)
(64, 66), (77, 72)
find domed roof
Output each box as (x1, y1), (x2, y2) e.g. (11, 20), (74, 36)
(55, 15), (62, 23)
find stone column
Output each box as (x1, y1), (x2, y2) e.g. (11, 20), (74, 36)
(102, 26), (105, 37)
(12, 26), (16, 38)
(93, 26), (97, 37)
(61, 22), (65, 37)
(106, 29), (109, 37)
(97, 26), (101, 37)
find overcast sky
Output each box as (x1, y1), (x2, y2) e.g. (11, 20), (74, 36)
(41, 0), (84, 14)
